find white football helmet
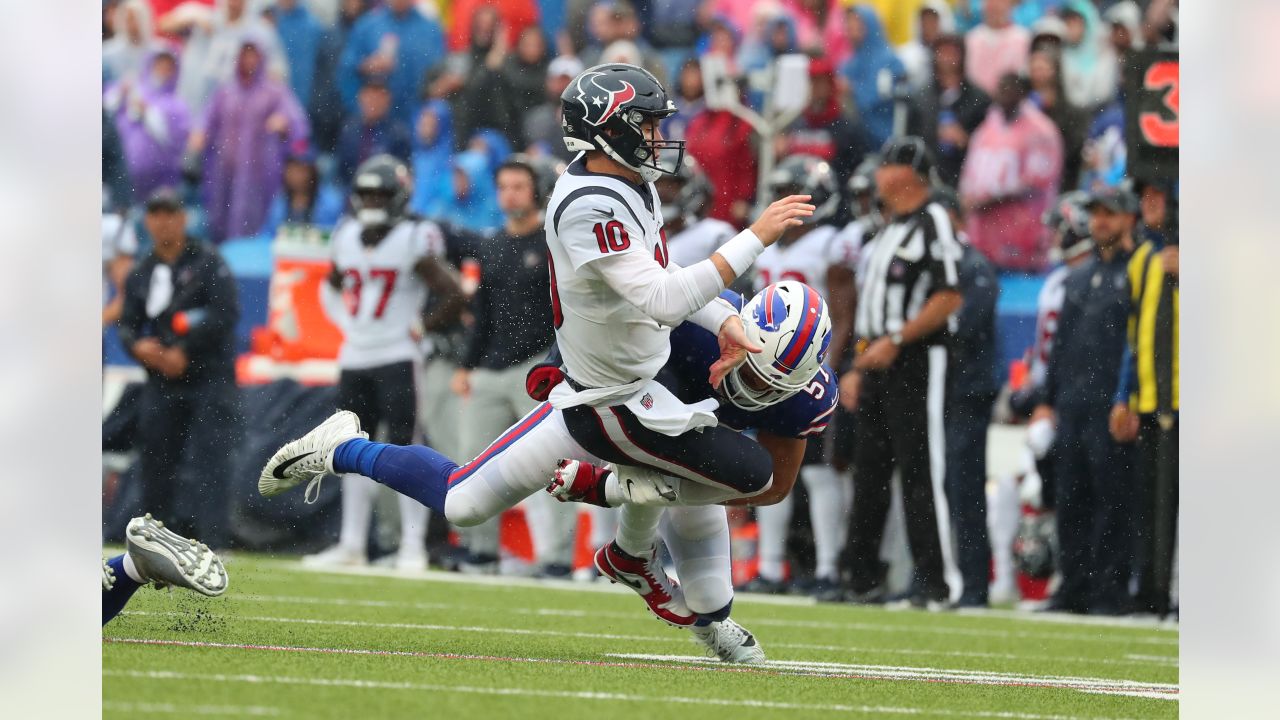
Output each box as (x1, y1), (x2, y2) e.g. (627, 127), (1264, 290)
(722, 281), (833, 411)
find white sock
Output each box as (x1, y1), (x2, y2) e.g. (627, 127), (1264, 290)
(339, 473), (375, 552)
(754, 492), (792, 582)
(397, 494), (428, 556)
(802, 465), (848, 580)
(661, 506), (732, 615)
(122, 552), (145, 583)
(615, 504), (664, 557)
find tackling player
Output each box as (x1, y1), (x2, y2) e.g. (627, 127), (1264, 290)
(740, 155), (855, 597)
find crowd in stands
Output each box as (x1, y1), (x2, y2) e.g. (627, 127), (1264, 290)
(102, 0), (1180, 617)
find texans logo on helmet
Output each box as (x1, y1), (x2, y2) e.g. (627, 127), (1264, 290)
(575, 71), (637, 127)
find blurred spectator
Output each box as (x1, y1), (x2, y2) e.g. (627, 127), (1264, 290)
(964, 0), (1030, 97)
(103, 110), (132, 212)
(839, 6), (906, 148)
(1110, 181), (1177, 619)
(1103, 1), (1146, 65)
(905, 34), (990, 188)
(737, 11), (797, 78)
(696, 15), (742, 77)
(1029, 14), (1066, 54)
(265, 0), (325, 130)
(1027, 48), (1088, 190)
(337, 78), (414, 186)
(448, 0), (539, 54)
(1134, 176), (1177, 247)
(1078, 94), (1126, 192)
(260, 146), (345, 235)
(643, 0), (704, 74)
(521, 55), (583, 161)
(104, 48), (192, 203)
(194, 36), (309, 243)
(1058, 0), (1116, 110)
(785, 0), (850, 65)
(710, 0), (773, 38)
(777, 57), (870, 185)
(935, 190), (1000, 608)
(339, 0), (446, 125)
(173, 0), (288, 115)
(579, 1), (668, 85)
(898, 1), (956, 93)
(466, 130), (514, 181)
(662, 58), (705, 143)
(102, 202), (139, 328)
(409, 100), (458, 216)
(422, 150), (503, 234)
(959, 73), (1063, 272)
(1032, 185), (1138, 615)
(117, 188), (242, 549)
(311, 0), (375, 153)
(685, 102), (757, 227)
(449, 6), (522, 149)
(451, 157), (566, 575)
(103, 0), (161, 83)
(503, 25), (552, 121)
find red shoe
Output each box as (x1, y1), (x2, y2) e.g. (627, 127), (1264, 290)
(594, 541), (696, 628)
(547, 459), (611, 507)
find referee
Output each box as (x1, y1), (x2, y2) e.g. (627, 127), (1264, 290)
(839, 137), (964, 609)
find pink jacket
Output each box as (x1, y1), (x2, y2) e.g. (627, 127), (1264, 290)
(960, 101), (1064, 272)
(964, 23), (1031, 96)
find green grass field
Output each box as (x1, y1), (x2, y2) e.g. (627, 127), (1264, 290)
(103, 553), (1178, 719)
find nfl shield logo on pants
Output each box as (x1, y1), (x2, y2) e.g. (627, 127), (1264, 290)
(640, 393), (654, 410)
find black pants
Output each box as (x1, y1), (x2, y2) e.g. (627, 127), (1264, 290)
(844, 345), (951, 600)
(945, 391), (996, 604)
(338, 361), (416, 446)
(562, 403), (773, 497)
(1132, 413), (1178, 616)
(135, 379), (241, 548)
(1052, 403), (1134, 613)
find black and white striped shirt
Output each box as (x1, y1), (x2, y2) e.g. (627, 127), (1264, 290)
(854, 201), (961, 345)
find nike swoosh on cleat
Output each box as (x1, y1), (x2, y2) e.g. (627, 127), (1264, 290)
(273, 451), (316, 479)
(613, 572), (643, 591)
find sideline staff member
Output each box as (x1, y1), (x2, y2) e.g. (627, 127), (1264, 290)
(840, 137), (963, 609)
(117, 188), (242, 549)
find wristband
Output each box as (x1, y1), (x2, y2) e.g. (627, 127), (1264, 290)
(714, 229), (765, 277)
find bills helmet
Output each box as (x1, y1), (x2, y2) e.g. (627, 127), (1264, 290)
(351, 154), (412, 227)
(655, 153), (712, 225)
(561, 63), (685, 182)
(766, 154), (839, 225)
(723, 281), (833, 411)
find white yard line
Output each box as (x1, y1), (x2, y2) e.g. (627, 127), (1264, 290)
(607, 654), (1179, 701)
(104, 668), (1138, 720)
(102, 700), (281, 716)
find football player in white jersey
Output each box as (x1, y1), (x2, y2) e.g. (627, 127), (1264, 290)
(653, 154), (737, 268)
(260, 63), (812, 626)
(305, 155), (464, 571)
(744, 155), (856, 598)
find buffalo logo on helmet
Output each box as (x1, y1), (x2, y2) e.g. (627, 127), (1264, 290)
(753, 285), (790, 333)
(574, 71), (638, 127)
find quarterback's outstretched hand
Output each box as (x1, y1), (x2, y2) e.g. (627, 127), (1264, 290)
(750, 195), (815, 246)
(709, 315), (762, 389)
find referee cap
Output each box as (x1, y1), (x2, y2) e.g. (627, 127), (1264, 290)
(879, 136), (936, 180)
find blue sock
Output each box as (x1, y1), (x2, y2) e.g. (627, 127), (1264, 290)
(696, 599), (733, 626)
(332, 438), (457, 515)
(102, 554), (142, 626)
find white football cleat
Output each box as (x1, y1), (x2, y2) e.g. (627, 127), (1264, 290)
(690, 618), (767, 664)
(392, 548), (429, 573)
(301, 544), (368, 568)
(259, 410), (367, 502)
(102, 558), (116, 591)
(125, 515), (228, 597)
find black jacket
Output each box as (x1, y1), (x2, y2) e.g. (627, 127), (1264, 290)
(948, 244), (1000, 398)
(907, 81), (991, 187)
(460, 226), (555, 371)
(118, 240), (240, 386)
(1042, 246), (1133, 411)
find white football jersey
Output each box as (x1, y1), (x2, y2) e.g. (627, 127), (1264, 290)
(102, 212), (138, 303)
(753, 224), (853, 300)
(1028, 265), (1069, 388)
(544, 155), (677, 389)
(665, 217), (736, 268)
(328, 217), (444, 370)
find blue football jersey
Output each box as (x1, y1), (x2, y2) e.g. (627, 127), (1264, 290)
(662, 291), (838, 439)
